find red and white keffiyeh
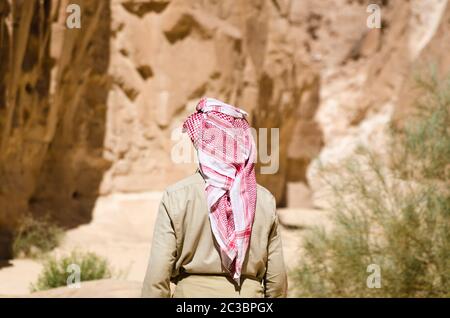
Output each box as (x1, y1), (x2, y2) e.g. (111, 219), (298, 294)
(183, 97), (257, 284)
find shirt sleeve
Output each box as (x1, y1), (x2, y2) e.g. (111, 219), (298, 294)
(264, 197), (288, 298)
(141, 192), (177, 298)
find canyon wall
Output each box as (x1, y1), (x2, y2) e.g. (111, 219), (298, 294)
(102, 0), (323, 206)
(0, 0), (111, 258)
(1, 0), (449, 258)
(0, 0), (322, 258)
(306, 0), (450, 207)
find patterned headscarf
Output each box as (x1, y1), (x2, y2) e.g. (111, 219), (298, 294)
(182, 97), (257, 284)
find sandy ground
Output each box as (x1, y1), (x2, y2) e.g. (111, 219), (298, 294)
(0, 192), (330, 297)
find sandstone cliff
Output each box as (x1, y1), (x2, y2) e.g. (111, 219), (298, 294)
(1, 0), (449, 258)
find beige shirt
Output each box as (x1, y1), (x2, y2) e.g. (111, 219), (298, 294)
(141, 172), (287, 298)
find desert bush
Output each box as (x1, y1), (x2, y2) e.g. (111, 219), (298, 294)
(393, 68), (450, 180)
(12, 215), (64, 258)
(293, 70), (450, 297)
(31, 251), (112, 292)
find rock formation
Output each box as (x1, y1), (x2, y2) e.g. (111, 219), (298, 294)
(0, 0), (323, 258)
(103, 0), (322, 205)
(1, 0), (449, 258)
(0, 0), (111, 258)
(306, 0), (450, 207)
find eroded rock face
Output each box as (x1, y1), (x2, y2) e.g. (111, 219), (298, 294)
(394, 1), (450, 124)
(101, 0), (323, 205)
(0, 0), (322, 258)
(1, 0), (448, 258)
(307, 0), (450, 208)
(0, 0), (111, 258)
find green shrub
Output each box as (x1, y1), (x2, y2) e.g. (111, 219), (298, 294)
(12, 215), (64, 258)
(31, 251), (112, 292)
(293, 70), (450, 297)
(393, 67), (450, 180)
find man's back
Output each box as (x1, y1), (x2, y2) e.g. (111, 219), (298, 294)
(141, 172), (287, 298)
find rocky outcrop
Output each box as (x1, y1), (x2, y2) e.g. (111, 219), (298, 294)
(306, 0), (450, 207)
(0, 0), (322, 258)
(1, 0), (449, 258)
(0, 0), (111, 258)
(102, 0), (322, 204)
(394, 1), (450, 124)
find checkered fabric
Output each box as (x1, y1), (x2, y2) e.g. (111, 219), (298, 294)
(182, 97), (257, 284)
